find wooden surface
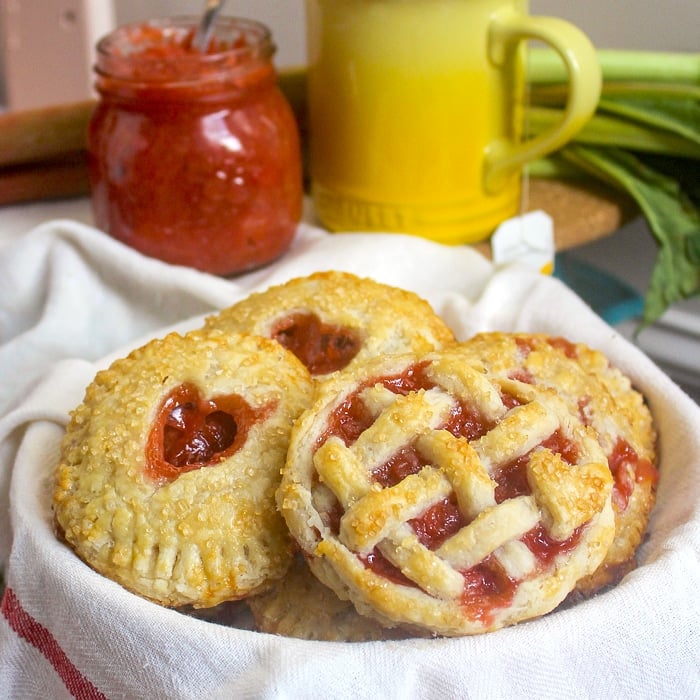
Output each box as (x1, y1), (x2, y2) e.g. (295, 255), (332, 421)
(526, 177), (637, 252)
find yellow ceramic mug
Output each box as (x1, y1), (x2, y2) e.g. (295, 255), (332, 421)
(305, 0), (602, 244)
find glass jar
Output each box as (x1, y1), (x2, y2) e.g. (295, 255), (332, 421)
(88, 17), (303, 275)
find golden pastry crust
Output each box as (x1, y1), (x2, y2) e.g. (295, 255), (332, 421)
(204, 271), (456, 379)
(54, 329), (314, 608)
(278, 350), (615, 637)
(455, 332), (658, 596)
(248, 554), (419, 641)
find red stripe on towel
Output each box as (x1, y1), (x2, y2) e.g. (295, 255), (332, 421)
(1, 586), (107, 700)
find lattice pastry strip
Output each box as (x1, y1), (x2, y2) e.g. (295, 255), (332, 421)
(422, 353), (508, 425)
(339, 466), (452, 553)
(280, 350), (616, 636)
(415, 430), (496, 520)
(436, 496), (541, 572)
(347, 388), (455, 476)
(471, 399), (559, 473)
(344, 467), (465, 600)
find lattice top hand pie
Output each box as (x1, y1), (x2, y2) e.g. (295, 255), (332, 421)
(204, 271), (456, 379)
(277, 350), (615, 637)
(455, 332), (658, 596)
(54, 329), (313, 608)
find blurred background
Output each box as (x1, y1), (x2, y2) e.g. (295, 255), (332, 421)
(0, 0), (698, 105)
(116, 0), (700, 58)
(117, 0), (700, 60)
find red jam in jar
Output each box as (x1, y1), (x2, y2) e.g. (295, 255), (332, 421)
(87, 17), (303, 275)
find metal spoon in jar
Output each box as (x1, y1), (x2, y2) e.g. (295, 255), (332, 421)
(193, 0), (227, 52)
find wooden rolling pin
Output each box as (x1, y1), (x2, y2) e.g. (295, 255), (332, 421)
(0, 100), (94, 205)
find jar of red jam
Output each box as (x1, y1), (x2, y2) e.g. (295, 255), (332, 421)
(87, 17), (303, 275)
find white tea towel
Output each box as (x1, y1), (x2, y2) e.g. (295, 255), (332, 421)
(0, 219), (698, 699)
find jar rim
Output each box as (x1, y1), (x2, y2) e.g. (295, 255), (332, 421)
(95, 16), (275, 83)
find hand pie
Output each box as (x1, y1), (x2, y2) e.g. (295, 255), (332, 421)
(247, 554), (419, 641)
(54, 329), (314, 608)
(455, 332), (658, 595)
(204, 271), (456, 379)
(278, 350), (615, 636)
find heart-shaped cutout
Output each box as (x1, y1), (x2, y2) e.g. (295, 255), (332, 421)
(146, 382), (274, 484)
(271, 312), (361, 376)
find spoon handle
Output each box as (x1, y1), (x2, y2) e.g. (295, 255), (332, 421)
(193, 0), (227, 52)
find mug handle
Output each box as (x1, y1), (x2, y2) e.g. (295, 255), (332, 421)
(484, 11), (602, 192)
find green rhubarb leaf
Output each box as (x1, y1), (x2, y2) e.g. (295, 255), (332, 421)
(560, 145), (700, 327)
(527, 48), (700, 86)
(525, 106), (700, 159)
(597, 96), (700, 148)
(686, 235), (700, 264)
(531, 81), (700, 108)
(637, 153), (700, 208)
